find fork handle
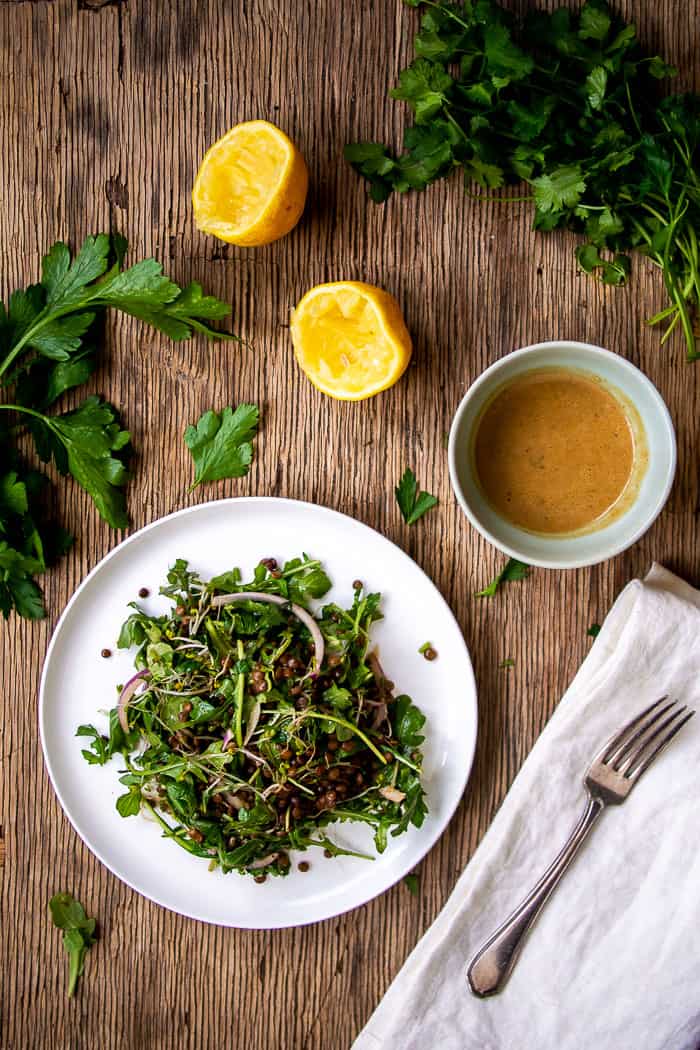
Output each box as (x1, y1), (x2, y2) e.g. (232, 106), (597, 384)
(467, 795), (605, 997)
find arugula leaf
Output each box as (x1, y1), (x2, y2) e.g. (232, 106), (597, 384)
(394, 694), (426, 748)
(75, 725), (110, 765)
(475, 557), (529, 598)
(395, 468), (438, 525)
(49, 893), (97, 997)
(184, 403), (259, 490)
(283, 556), (332, 604)
(116, 788), (142, 817)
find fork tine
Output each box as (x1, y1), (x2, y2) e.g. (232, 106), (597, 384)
(598, 696), (669, 763)
(606, 697), (677, 768)
(623, 708), (695, 780)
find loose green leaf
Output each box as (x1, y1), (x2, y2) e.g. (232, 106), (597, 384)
(395, 468), (438, 525)
(404, 873), (420, 894)
(184, 403), (259, 490)
(49, 892), (98, 998)
(476, 558), (530, 598)
(587, 622), (602, 638)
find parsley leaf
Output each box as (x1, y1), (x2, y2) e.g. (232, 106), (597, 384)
(475, 558), (530, 598)
(184, 403), (259, 490)
(49, 893), (98, 998)
(395, 468), (438, 525)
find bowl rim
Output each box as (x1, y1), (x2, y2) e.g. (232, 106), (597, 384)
(447, 339), (677, 570)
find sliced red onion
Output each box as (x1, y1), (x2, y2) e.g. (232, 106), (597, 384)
(118, 670), (151, 733)
(210, 591), (325, 669)
(244, 700), (262, 745)
(222, 728), (235, 750)
(248, 852), (279, 870)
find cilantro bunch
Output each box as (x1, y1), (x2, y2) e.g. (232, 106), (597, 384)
(346, 0), (700, 359)
(0, 234), (236, 619)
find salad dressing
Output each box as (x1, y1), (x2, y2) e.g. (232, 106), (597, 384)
(473, 368), (642, 535)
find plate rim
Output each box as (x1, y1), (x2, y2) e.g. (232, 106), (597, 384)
(39, 496), (478, 928)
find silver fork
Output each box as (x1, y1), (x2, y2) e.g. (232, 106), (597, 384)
(467, 696), (695, 997)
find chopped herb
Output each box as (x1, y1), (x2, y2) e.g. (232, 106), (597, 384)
(418, 641), (432, 654)
(184, 403), (259, 490)
(0, 234), (237, 619)
(48, 893), (97, 998)
(475, 558), (529, 598)
(587, 623), (602, 638)
(499, 658), (515, 669)
(404, 872), (420, 895)
(346, 0), (700, 360)
(395, 467), (438, 525)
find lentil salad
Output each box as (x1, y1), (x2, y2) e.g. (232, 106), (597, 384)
(77, 555), (428, 880)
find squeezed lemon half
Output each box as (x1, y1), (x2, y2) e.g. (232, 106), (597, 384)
(290, 281), (413, 400)
(192, 120), (308, 246)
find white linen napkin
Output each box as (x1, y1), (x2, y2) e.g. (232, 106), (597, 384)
(353, 565), (700, 1050)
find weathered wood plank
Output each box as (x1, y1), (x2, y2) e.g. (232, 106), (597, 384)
(1, 2), (698, 1048)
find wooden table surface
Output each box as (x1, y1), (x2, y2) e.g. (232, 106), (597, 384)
(1, 2), (699, 1048)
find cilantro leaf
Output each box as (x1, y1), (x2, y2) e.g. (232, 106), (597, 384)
(578, 0), (611, 42)
(391, 59), (454, 124)
(531, 166), (586, 212)
(475, 558), (530, 598)
(184, 403), (259, 490)
(395, 468), (438, 525)
(483, 22), (534, 83)
(49, 892), (98, 998)
(585, 66), (608, 111)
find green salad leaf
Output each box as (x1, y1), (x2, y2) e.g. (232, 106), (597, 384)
(49, 893), (97, 997)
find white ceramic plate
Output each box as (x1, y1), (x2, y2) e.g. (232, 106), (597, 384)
(40, 498), (477, 928)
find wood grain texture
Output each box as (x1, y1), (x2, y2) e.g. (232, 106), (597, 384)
(1, 1), (699, 1048)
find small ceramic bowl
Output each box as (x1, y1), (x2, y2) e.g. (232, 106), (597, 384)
(448, 340), (676, 569)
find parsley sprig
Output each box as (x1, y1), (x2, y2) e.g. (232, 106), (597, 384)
(346, 0), (700, 359)
(475, 557), (529, 597)
(0, 234), (237, 619)
(395, 467), (438, 524)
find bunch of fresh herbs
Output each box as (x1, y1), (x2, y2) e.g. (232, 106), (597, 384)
(78, 556), (427, 878)
(0, 233), (236, 619)
(345, 0), (700, 359)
